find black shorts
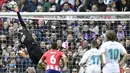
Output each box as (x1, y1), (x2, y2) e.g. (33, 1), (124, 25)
(19, 29), (44, 65)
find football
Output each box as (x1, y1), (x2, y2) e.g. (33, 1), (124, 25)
(8, 1), (17, 9)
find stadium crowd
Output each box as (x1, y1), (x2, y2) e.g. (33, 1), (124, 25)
(0, 0), (130, 73)
(0, 0), (130, 12)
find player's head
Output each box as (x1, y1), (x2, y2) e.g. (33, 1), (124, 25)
(51, 42), (57, 49)
(106, 30), (116, 41)
(91, 40), (97, 48)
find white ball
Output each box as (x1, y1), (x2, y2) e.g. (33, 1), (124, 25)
(8, 1), (17, 9)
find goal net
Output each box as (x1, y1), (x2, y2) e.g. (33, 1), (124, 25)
(0, 12), (130, 73)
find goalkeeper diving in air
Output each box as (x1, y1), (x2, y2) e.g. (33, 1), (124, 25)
(10, 7), (44, 66)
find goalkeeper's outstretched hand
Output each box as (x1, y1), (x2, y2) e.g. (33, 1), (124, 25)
(12, 7), (19, 12)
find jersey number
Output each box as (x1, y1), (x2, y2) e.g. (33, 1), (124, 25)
(109, 49), (119, 60)
(92, 55), (100, 64)
(50, 55), (56, 64)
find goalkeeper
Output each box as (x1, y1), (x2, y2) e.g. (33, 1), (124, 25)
(12, 8), (44, 66)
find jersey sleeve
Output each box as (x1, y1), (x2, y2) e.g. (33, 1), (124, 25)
(79, 51), (90, 65)
(100, 43), (106, 54)
(16, 12), (27, 29)
(120, 43), (127, 55)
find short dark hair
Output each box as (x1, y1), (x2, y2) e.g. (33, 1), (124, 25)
(91, 40), (97, 48)
(106, 30), (116, 41)
(51, 42), (57, 49)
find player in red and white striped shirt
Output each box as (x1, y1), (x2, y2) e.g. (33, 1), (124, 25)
(38, 42), (67, 73)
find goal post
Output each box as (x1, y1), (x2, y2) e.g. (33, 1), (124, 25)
(0, 12), (130, 73)
(0, 12), (130, 21)
(0, 12), (130, 16)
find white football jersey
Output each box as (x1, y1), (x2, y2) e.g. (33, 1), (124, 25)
(100, 41), (127, 63)
(79, 48), (101, 67)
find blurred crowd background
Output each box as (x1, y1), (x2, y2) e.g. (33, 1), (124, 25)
(0, 0), (130, 73)
(0, 0), (130, 12)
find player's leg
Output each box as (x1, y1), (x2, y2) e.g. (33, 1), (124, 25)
(19, 29), (44, 65)
(28, 44), (44, 64)
(45, 69), (60, 73)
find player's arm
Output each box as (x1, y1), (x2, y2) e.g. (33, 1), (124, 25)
(6, 6), (27, 29)
(61, 53), (68, 68)
(120, 44), (128, 67)
(100, 53), (105, 66)
(13, 8), (27, 29)
(79, 51), (89, 66)
(37, 53), (46, 70)
(99, 44), (106, 67)
(120, 53), (127, 67)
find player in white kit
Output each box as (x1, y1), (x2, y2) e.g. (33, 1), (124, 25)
(100, 30), (127, 73)
(79, 40), (101, 73)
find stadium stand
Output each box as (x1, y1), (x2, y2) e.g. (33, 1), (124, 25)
(0, 0), (130, 73)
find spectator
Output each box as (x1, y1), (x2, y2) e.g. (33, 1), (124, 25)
(117, 25), (125, 41)
(61, 0), (73, 9)
(57, 0), (75, 6)
(126, 37), (130, 54)
(72, 23), (81, 38)
(67, 26), (73, 35)
(61, 2), (74, 12)
(96, 37), (102, 48)
(89, 21), (99, 35)
(7, 63), (16, 73)
(40, 41), (46, 49)
(0, 35), (7, 49)
(27, 0), (41, 12)
(57, 39), (63, 50)
(48, 4), (57, 12)
(72, 68), (78, 73)
(106, 6), (112, 12)
(36, 5), (43, 12)
(73, 0), (82, 12)
(0, 0), (6, 9)
(120, 0), (130, 11)
(82, 40), (90, 50)
(91, 4), (98, 12)
(43, 0), (60, 12)
(109, 1), (118, 12)
(8, 27), (15, 36)
(0, 21), (9, 35)
(38, 0), (46, 6)
(62, 34), (73, 50)
(0, 6), (8, 12)
(26, 67), (36, 73)
(82, 24), (94, 43)
(18, 0), (29, 12)
(15, 56), (23, 72)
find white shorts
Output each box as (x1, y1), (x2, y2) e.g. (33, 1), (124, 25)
(85, 65), (101, 73)
(102, 63), (120, 73)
